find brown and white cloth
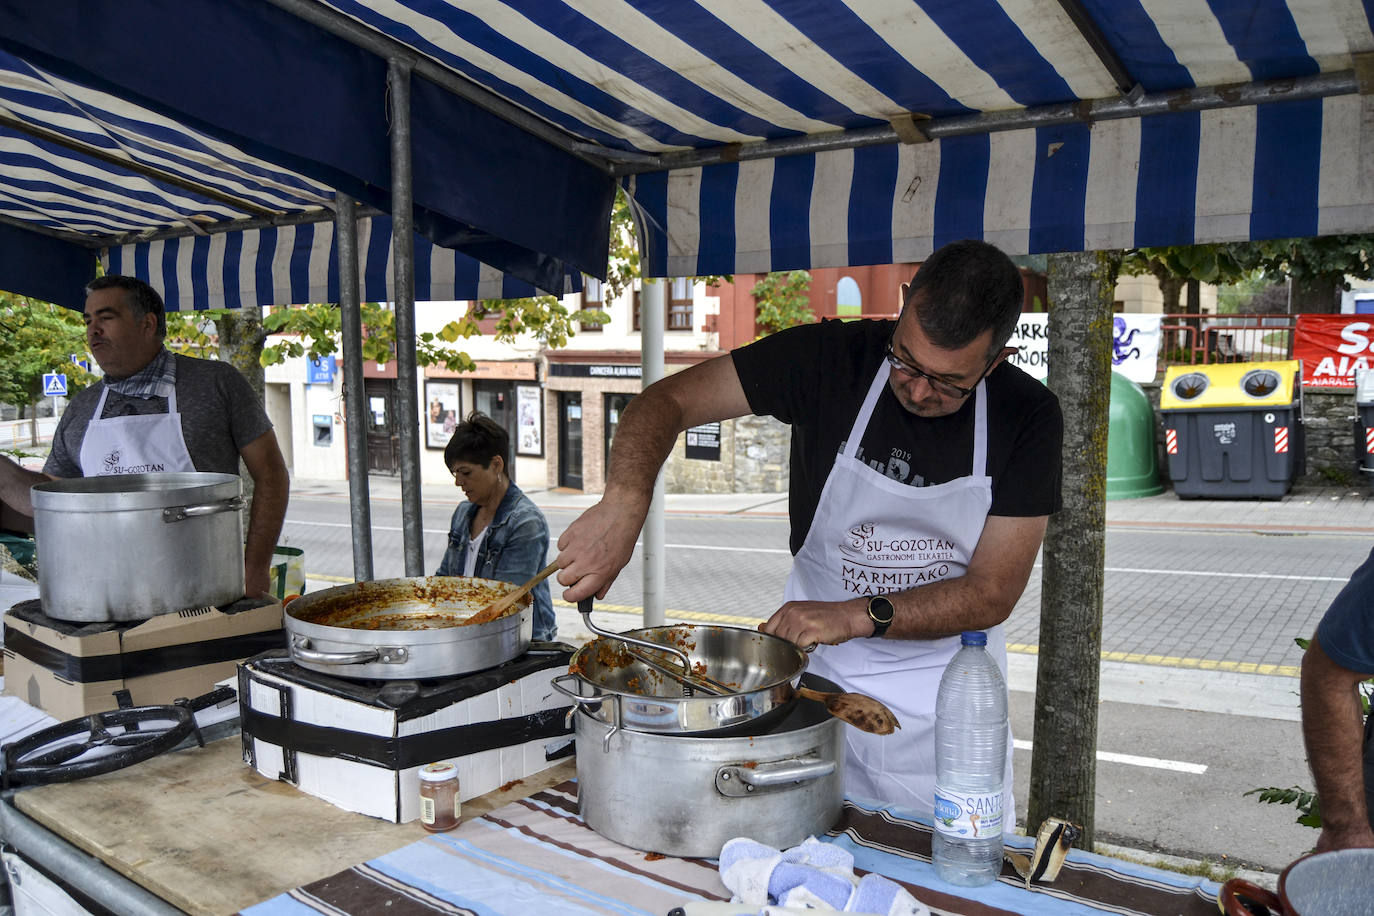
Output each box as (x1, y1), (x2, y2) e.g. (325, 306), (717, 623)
(238, 783), (1223, 916)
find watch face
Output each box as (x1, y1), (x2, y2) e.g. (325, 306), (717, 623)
(869, 595), (894, 623)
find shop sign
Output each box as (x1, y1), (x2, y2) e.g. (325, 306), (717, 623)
(1294, 314), (1374, 387)
(685, 421), (721, 461)
(549, 363), (642, 378)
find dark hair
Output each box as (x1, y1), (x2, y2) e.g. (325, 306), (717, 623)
(85, 275), (167, 340)
(903, 240), (1024, 357)
(444, 412), (509, 472)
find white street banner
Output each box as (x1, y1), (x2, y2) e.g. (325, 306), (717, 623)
(1008, 313), (1161, 385)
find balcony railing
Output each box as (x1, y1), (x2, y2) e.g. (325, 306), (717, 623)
(1158, 313), (1294, 368)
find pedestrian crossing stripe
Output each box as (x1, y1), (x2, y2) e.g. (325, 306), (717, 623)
(1273, 426), (1289, 453)
(1165, 428), (1178, 455)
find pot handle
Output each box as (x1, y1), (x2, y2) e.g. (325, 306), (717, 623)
(716, 757), (837, 797)
(1218, 878), (1281, 916)
(162, 496), (245, 523)
(291, 636), (408, 666)
(550, 673), (605, 710)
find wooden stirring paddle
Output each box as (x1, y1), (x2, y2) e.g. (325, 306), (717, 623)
(464, 560), (560, 626)
(796, 685), (901, 735)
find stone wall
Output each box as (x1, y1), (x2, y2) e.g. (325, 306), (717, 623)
(1140, 382), (1364, 488)
(662, 414), (791, 494)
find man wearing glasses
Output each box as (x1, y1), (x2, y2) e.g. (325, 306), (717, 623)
(556, 240), (1062, 816)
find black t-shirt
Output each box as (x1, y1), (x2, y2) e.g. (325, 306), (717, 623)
(732, 318), (1063, 554)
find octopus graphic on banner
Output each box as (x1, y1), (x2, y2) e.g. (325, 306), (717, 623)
(837, 522), (958, 596)
(1112, 316), (1140, 364)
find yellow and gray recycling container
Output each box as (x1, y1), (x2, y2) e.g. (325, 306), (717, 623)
(1160, 360), (1304, 499)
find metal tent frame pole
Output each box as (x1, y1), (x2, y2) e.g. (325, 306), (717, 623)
(640, 278), (666, 626)
(336, 193), (374, 581)
(388, 58), (425, 577)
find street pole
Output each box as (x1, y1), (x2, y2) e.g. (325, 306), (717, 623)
(641, 278), (666, 627)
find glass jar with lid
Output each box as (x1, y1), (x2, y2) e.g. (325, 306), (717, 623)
(418, 761), (460, 832)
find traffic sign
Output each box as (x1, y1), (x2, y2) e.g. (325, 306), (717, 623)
(42, 372), (67, 397)
(70, 355), (90, 371)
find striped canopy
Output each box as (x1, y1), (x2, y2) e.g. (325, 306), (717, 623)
(1, 0), (1371, 300)
(0, 44), (569, 309)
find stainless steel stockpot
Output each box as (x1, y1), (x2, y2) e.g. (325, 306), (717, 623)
(574, 674), (845, 858)
(32, 472), (245, 621)
(284, 576), (532, 680)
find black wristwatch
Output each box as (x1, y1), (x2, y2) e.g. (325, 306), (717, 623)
(866, 595), (894, 638)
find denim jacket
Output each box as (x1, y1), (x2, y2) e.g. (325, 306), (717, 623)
(435, 482), (556, 641)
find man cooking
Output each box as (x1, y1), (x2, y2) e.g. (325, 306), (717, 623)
(0, 275), (289, 598)
(556, 240), (1062, 815)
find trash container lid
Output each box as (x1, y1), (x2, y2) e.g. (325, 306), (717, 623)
(1160, 360), (1300, 409)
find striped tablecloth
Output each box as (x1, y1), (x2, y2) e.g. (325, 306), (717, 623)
(239, 782), (1222, 916)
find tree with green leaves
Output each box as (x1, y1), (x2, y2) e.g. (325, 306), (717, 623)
(0, 292), (98, 445)
(750, 270), (814, 336)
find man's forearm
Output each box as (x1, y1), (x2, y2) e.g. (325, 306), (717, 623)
(0, 456), (53, 517)
(1301, 638), (1374, 848)
(243, 471), (289, 594)
(602, 385), (687, 505)
(886, 574), (1019, 640)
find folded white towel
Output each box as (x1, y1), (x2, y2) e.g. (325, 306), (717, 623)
(718, 836), (929, 916)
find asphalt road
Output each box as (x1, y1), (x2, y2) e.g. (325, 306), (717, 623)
(280, 489), (1354, 875)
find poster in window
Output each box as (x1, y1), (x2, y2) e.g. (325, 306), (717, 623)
(517, 385), (543, 456)
(425, 381), (461, 449)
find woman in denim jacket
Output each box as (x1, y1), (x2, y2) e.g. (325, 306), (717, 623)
(436, 413), (556, 641)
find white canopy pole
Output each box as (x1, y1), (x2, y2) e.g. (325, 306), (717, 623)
(640, 278), (666, 626)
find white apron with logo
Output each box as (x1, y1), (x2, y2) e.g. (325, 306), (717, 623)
(784, 363), (1013, 817)
(79, 385), (195, 476)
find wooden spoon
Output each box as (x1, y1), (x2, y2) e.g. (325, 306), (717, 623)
(463, 560), (560, 626)
(796, 685), (901, 735)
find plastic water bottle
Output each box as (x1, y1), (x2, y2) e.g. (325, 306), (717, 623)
(932, 630), (1008, 887)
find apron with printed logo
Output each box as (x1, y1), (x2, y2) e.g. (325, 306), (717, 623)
(784, 362), (1013, 817)
(79, 385), (195, 476)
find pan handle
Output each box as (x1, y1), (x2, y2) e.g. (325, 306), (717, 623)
(291, 636), (409, 667)
(716, 757), (837, 797)
(577, 598), (694, 673)
(550, 673), (606, 710)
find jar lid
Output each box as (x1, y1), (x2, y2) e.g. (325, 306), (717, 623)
(419, 761), (457, 782)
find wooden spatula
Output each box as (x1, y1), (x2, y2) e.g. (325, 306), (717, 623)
(464, 560), (560, 626)
(796, 685), (901, 735)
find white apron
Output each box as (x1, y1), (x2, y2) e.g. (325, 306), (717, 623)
(784, 362), (1013, 818)
(79, 384), (195, 476)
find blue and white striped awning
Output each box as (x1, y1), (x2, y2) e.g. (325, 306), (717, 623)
(1, 0), (1372, 291)
(0, 44), (568, 309)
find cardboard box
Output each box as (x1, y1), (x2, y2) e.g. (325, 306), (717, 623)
(240, 648), (575, 823)
(2, 598), (283, 722)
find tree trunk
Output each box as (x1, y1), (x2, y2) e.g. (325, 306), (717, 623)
(1027, 250), (1119, 849)
(26, 398), (37, 446)
(213, 307), (268, 526)
(1290, 277), (1342, 314)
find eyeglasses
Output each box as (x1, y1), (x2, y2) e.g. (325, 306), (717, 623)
(883, 337), (1000, 400)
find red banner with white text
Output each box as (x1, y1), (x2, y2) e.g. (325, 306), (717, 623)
(1293, 314), (1374, 388)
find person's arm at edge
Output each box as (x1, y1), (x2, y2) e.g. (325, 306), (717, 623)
(1301, 633), (1374, 852)
(240, 429), (290, 598)
(0, 456), (56, 517)
(556, 354), (752, 602)
(760, 513), (1048, 646)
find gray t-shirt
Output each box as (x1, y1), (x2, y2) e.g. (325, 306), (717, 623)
(44, 354), (273, 478)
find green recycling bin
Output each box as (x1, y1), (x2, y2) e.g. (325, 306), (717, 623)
(1160, 360), (1304, 499)
(1106, 372), (1163, 500)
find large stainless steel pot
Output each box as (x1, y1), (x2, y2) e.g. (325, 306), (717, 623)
(575, 674), (845, 858)
(284, 576), (532, 680)
(31, 472), (245, 622)
(552, 600), (807, 734)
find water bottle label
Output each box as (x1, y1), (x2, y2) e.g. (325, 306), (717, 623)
(933, 786), (1003, 839)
